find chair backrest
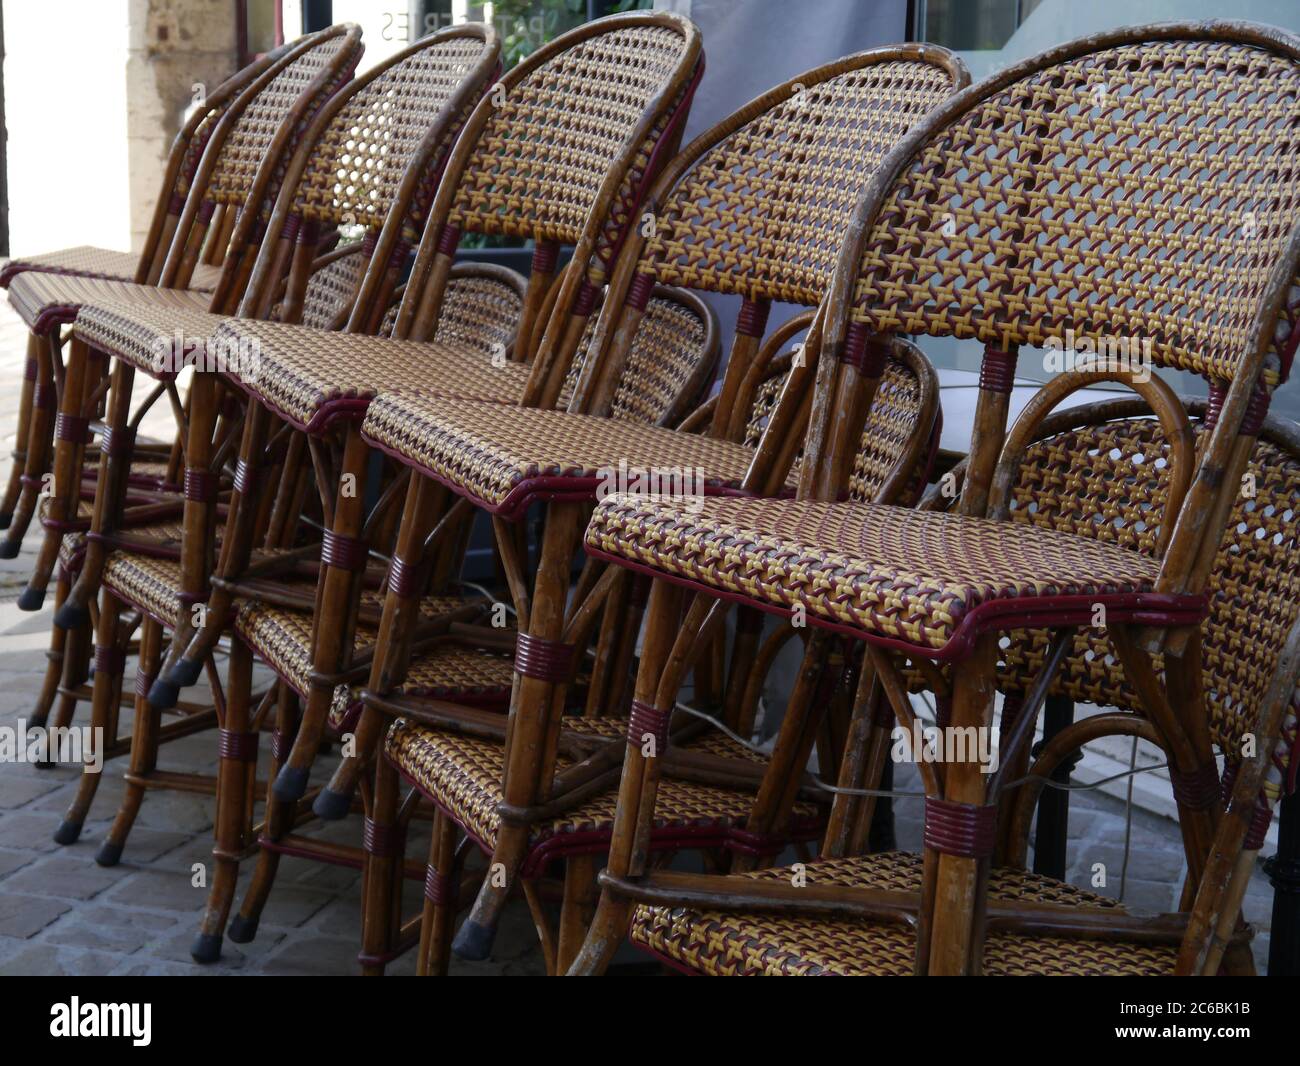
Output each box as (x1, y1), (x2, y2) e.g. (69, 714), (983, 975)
(568, 45), (967, 427)
(813, 23), (1300, 560)
(240, 25), (501, 328)
(134, 46), (288, 285)
(391, 12), (704, 394)
(161, 25), (365, 307)
(989, 398), (1300, 800)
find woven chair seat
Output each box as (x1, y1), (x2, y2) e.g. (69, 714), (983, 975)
(102, 538), (189, 623)
(8, 273), (211, 335)
(0, 245), (221, 291)
(630, 850), (1175, 975)
(361, 395), (783, 519)
(385, 714), (823, 874)
(234, 591), (499, 733)
(206, 319), (531, 433)
(71, 302), (253, 380)
(585, 497), (1202, 659)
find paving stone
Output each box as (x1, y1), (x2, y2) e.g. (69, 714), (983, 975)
(0, 810), (65, 851)
(45, 905), (181, 954)
(4, 854), (132, 900)
(0, 893), (73, 938)
(0, 848), (36, 880)
(0, 768), (65, 808)
(0, 943), (123, 976)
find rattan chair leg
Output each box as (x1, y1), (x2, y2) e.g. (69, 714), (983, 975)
(555, 854), (599, 974)
(192, 637), (256, 964)
(152, 401), (272, 709)
(51, 354), (132, 626)
(274, 425), (369, 803)
(316, 475), (442, 819)
(567, 578), (686, 976)
(452, 502), (584, 962)
(96, 615), (164, 867)
(0, 333), (41, 528)
(29, 574), (73, 738)
(54, 590), (122, 845)
(359, 752), (402, 976)
(417, 808), (458, 976)
(0, 332), (56, 558)
(229, 683), (298, 944)
(925, 632), (999, 976)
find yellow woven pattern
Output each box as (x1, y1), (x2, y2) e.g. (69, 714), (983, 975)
(291, 37), (491, 231)
(70, 300), (239, 377)
(629, 851), (1176, 976)
(643, 60), (957, 305)
(10, 275), (209, 333)
(295, 245), (368, 329)
(360, 394), (775, 511)
(234, 590), (494, 729)
(217, 318), (530, 428)
(0, 247), (221, 291)
(385, 714), (820, 851)
(993, 419), (1300, 760)
(102, 550), (186, 623)
(586, 498), (1161, 652)
(206, 34), (357, 213)
(447, 25), (689, 253)
(850, 38), (1300, 381)
(558, 292), (710, 424)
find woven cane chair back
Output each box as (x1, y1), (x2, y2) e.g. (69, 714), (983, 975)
(637, 46), (966, 307)
(556, 284), (718, 426)
(842, 24), (1300, 389)
(441, 15), (700, 273)
(989, 402), (1300, 785)
(286, 28), (498, 237)
(295, 243), (368, 329)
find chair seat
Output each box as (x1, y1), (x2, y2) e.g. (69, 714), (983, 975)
(234, 592), (500, 733)
(0, 245), (221, 291)
(585, 497), (1203, 659)
(8, 273), (211, 335)
(72, 303), (247, 380)
(207, 319), (531, 433)
(362, 396), (783, 519)
(384, 714), (823, 874)
(630, 851), (1176, 975)
(102, 536), (189, 623)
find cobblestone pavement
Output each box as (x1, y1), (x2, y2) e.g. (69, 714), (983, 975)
(0, 303), (1279, 976)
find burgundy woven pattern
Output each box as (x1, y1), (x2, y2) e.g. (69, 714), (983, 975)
(384, 712), (821, 854)
(628, 851), (1176, 976)
(585, 497), (1162, 652)
(641, 59), (958, 306)
(850, 38), (1300, 383)
(360, 393), (777, 513)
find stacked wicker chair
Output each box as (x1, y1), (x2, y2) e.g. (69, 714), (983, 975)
(326, 44), (967, 975)
(0, 44), (289, 533)
(0, 27), (363, 566)
(70, 13), (707, 965)
(570, 21), (1300, 975)
(32, 26), (516, 967)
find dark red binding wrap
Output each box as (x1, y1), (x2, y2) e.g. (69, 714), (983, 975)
(218, 729), (259, 762)
(321, 528), (369, 572)
(923, 797), (997, 858)
(627, 699), (671, 752)
(514, 632), (573, 683)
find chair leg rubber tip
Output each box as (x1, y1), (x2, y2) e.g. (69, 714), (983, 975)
(0, 539), (21, 559)
(0, 512), (12, 530)
(147, 677), (181, 710)
(53, 820), (82, 846)
(54, 600), (90, 630)
(312, 787), (352, 822)
(272, 765), (310, 803)
(451, 919), (495, 961)
(170, 658), (205, 688)
(227, 914), (259, 944)
(95, 841), (124, 867)
(17, 586), (46, 612)
(190, 933), (223, 964)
